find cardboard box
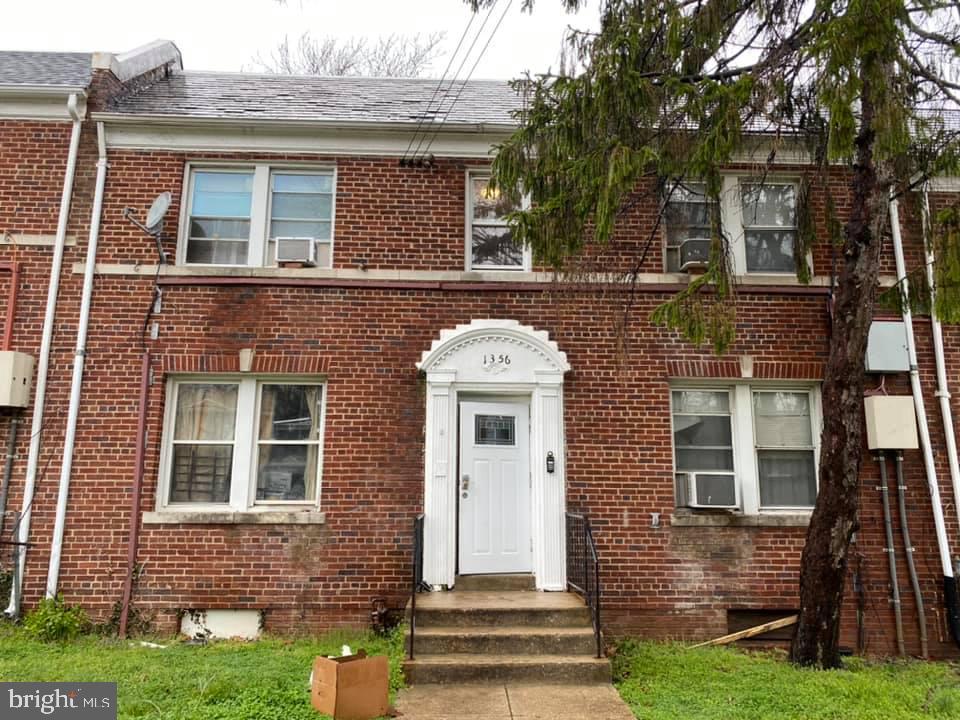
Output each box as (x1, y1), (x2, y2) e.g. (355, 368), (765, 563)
(311, 650), (389, 720)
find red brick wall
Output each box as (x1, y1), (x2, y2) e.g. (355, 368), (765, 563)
(1, 124), (958, 658)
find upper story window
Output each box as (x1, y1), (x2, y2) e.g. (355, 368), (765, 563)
(664, 177), (802, 275)
(671, 384), (820, 514)
(741, 182), (797, 273)
(160, 377), (326, 511)
(180, 164), (335, 268)
(467, 172), (530, 271)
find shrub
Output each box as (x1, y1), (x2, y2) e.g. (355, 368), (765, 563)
(22, 595), (89, 642)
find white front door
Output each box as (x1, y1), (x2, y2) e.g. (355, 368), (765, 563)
(458, 401), (532, 575)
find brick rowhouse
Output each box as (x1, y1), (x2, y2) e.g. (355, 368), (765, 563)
(0, 42), (958, 658)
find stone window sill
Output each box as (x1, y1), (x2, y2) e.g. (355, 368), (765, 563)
(142, 510), (325, 525)
(670, 511), (811, 528)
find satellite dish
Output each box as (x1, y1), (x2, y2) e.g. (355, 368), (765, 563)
(145, 192), (172, 234)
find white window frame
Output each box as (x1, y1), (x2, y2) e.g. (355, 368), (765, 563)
(671, 381), (822, 515)
(157, 375), (327, 513)
(465, 170), (532, 272)
(177, 162), (337, 269)
(664, 176), (811, 277)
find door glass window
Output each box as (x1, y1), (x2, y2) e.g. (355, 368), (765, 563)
(475, 415), (516, 446)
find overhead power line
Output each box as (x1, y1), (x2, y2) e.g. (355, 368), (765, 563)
(400, 10), (479, 164)
(421, 0), (514, 158)
(400, 0), (513, 167)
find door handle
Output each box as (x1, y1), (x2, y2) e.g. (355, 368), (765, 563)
(461, 474), (470, 490)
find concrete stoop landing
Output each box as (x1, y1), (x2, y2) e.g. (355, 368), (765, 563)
(404, 574), (611, 685)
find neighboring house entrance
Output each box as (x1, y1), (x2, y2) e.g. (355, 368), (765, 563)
(417, 319), (570, 590)
(458, 401), (532, 574)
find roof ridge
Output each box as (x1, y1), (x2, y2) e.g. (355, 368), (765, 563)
(171, 68), (514, 84)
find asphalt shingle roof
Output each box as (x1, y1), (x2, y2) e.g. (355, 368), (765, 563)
(105, 71), (523, 126)
(0, 51), (92, 88)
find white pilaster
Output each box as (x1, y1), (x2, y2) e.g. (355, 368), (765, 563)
(532, 372), (566, 590)
(423, 370), (457, 587)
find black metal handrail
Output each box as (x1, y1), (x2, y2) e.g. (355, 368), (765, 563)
(566, 511), (602, 658)
(409, 513), (425, 660)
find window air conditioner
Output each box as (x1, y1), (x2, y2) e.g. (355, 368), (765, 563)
(679, 237), (711, 270)
(276, 237), (317, 266)
(685, 472), (738, 509)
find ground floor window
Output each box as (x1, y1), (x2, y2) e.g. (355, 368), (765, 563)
(160, 376), (326, 510)
(671, 383), (820, 513)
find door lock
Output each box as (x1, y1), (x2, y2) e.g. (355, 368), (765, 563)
(461, 474), (470, 499)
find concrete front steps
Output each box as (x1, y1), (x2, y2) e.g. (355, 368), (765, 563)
(404, 574), (610, 685)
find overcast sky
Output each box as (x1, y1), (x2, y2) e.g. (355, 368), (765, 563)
(1, 0), (597, 80)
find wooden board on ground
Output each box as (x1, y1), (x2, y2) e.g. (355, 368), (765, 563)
(689, 614), (799, 648)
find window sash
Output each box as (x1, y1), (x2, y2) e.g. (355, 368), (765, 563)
(253, 383), (323, 504)
(467, 172), (527, 270)
(752, 390), (817, 509)
(168, 381), (240, 505)
(185, 169), (255, 267)
(664, 182), (712, 272)
(739, 181), (797, 274)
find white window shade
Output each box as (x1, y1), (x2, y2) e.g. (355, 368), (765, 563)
(753, 392), (812, 446)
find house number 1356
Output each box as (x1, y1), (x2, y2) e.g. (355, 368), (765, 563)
(482, 354), (511, 366)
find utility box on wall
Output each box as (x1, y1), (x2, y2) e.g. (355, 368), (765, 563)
(865, 321), (910, 373)
(0, 351), (34, 408)
(864, 396), (919, 450)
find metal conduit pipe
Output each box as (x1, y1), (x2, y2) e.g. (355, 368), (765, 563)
(920, 184), (960, 534)
(889, 195), (960, 647)
(0, 413), (20, 539)
(877, 454), (906, 656)
(118, 351), (151, 638)
(895, 452), (929, 657)
(0, 260), (22, 538)
(45, 121), (108, 598)
(6, 93), (84, 618)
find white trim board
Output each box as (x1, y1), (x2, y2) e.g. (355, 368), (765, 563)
(96, 118), (509, 158)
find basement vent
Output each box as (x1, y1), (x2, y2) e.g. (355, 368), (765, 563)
(180, 609), (262, 640)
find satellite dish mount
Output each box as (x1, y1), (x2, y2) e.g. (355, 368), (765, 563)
(123, 191), (172, 263)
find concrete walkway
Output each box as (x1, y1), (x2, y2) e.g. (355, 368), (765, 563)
(394, 683), (634, 720)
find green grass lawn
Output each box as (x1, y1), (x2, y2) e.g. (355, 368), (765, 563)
(0, 624), (405, 720)
(614, 640), (960, 720)
(4, 623), (960, 720)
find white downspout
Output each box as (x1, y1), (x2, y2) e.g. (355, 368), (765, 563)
(888, 195), (955, 579)
(44, 122), (108, 598)
(6, 93), (84, 617)
(920, 183), (960, 536)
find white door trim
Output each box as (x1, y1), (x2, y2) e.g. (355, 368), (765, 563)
(417, 319), (569, 590)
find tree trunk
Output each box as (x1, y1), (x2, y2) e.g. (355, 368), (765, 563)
(790, 83), (893, 668)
